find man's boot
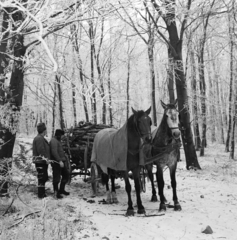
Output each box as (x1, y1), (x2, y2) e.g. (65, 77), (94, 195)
(38, 184), (46, 199)
(53, 183), (63, 199)
(59, 182), (70, 196)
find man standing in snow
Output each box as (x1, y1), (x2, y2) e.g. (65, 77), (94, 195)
(50, 129), (70, 199)
(33, 122), (50, 199)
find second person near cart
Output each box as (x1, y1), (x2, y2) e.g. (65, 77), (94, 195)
(50, 129), (70, 199)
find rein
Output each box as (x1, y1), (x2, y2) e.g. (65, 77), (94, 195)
(145, 140), (182, 165)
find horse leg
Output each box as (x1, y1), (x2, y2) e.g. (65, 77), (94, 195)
(170, 163), (181, 211)
(133, 168), (145, 214)
(103, 173), (112, 204)
(146, 164), (157, 202)
(156, 166), (166, 211)
(124, 176), (134, 216)
(111, 175), (118, 203)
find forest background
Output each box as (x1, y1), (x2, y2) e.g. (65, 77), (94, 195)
(0, 0), (237, 195)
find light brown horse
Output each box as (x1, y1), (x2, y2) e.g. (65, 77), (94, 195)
(146, 100), (182, 211)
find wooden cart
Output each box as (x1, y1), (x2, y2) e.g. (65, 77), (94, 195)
(62, 122), (113, 183)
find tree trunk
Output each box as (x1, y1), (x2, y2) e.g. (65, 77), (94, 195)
(93, 18), (106, 124)
(148, 41), (157, 126)
(153, 0), (201, 169)
(229, 111), (236, 159)
(229, 67), (237, 159)
(0, 10), (11, 195)
(198, 54), (207, 156)
(52, 81), (57, 136)
(167, 48), (175, 103)
(225, 9), (235, 152)
(56, 75), (65, 129)
(0, 10), (9, 105)
(0, 14), (26, 195)
(190, 49), (201, 150)
(208, 70), (216, 143)
(89, 20), (97, 124)
(215, 69), (225, 144)
(206, 41), (216, 143)
(70, 24), (89, 122)
(108, 35), (113, 125)
(71, 81), (77, 127)
(126, 58), (131, 120)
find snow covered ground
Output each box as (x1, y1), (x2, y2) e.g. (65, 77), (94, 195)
(1, 138), (237, 240)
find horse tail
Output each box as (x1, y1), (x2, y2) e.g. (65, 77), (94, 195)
(101, 172), (109, 186)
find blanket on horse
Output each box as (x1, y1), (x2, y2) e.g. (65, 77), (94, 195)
(91, 123), (127, 173)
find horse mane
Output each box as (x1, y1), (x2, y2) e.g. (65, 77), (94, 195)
(153, 108), (173, 147)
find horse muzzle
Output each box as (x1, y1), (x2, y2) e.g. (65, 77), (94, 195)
(142, 133), (152, 144)
(172, 130), (181, 139)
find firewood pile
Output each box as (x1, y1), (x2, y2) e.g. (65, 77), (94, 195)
(62, 122), (114, 170)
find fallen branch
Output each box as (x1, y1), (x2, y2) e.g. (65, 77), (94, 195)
(8, 210), (41, 229)
(2, 185), (21, 216)
(108, 212), (165, 217)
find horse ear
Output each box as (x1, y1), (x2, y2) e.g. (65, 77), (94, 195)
(145, 106), (151, 115)
(174, 99), (178, 108)
(160, 100), (167, 109)
(131, 107), (137, 115)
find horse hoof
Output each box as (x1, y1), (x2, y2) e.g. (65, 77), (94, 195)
(159, 203), (166, 212)
(126, 209), (135, 216)
(137, 209), (146, 214)
(106, 192), (112, 204)
(111, 192), (118, 204)
(174, 203), (182, 211)
(112, 198), (119, 204)
(151, 195), (158, 202)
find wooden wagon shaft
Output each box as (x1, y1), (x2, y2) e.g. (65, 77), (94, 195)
(87, 177), (101, 183)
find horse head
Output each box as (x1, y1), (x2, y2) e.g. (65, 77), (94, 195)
(161, 99), (181, 139)
(132, 106), (152, 144)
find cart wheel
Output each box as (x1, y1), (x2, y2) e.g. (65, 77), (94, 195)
(65, 154), (72, 185)
(84, 145), (89, 180)
(140, 167), (146, 193)
(90, 162), (98, 196)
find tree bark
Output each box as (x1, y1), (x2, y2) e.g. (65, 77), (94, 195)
(126, 58), (131, 120)
(0, 11), (26, 195)
(108, 29), (113, 126)
(225, 8), (235, 152)
(190, 49), (201, 150)
(70, 24), (89, 122)
(56, 75), (65, 129)
(148, 41), (157, 126)
(52, 81), (57, 136)
(167, 48), (175, 103)
(198, 54), (207, 156)
(89, 20), (97, 124)
(93, 18), (106, 124)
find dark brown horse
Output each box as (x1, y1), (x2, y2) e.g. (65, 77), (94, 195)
(92, 107), (152, 216)
(146, 100), (182, 211)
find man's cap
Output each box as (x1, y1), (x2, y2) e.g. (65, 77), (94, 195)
(37, 122), (46, 133)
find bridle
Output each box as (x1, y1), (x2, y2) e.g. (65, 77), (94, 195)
(128, 114), (151, 156)
(134, 115), (152, 143)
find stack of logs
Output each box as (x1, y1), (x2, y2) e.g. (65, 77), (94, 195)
(62, 122), (113, 170)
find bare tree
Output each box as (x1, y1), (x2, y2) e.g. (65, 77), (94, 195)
(0, 0), (91, 195)
(148, 0), (201, 169)
(117, 0), (158, 125)
(226, 0), (235, 152)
